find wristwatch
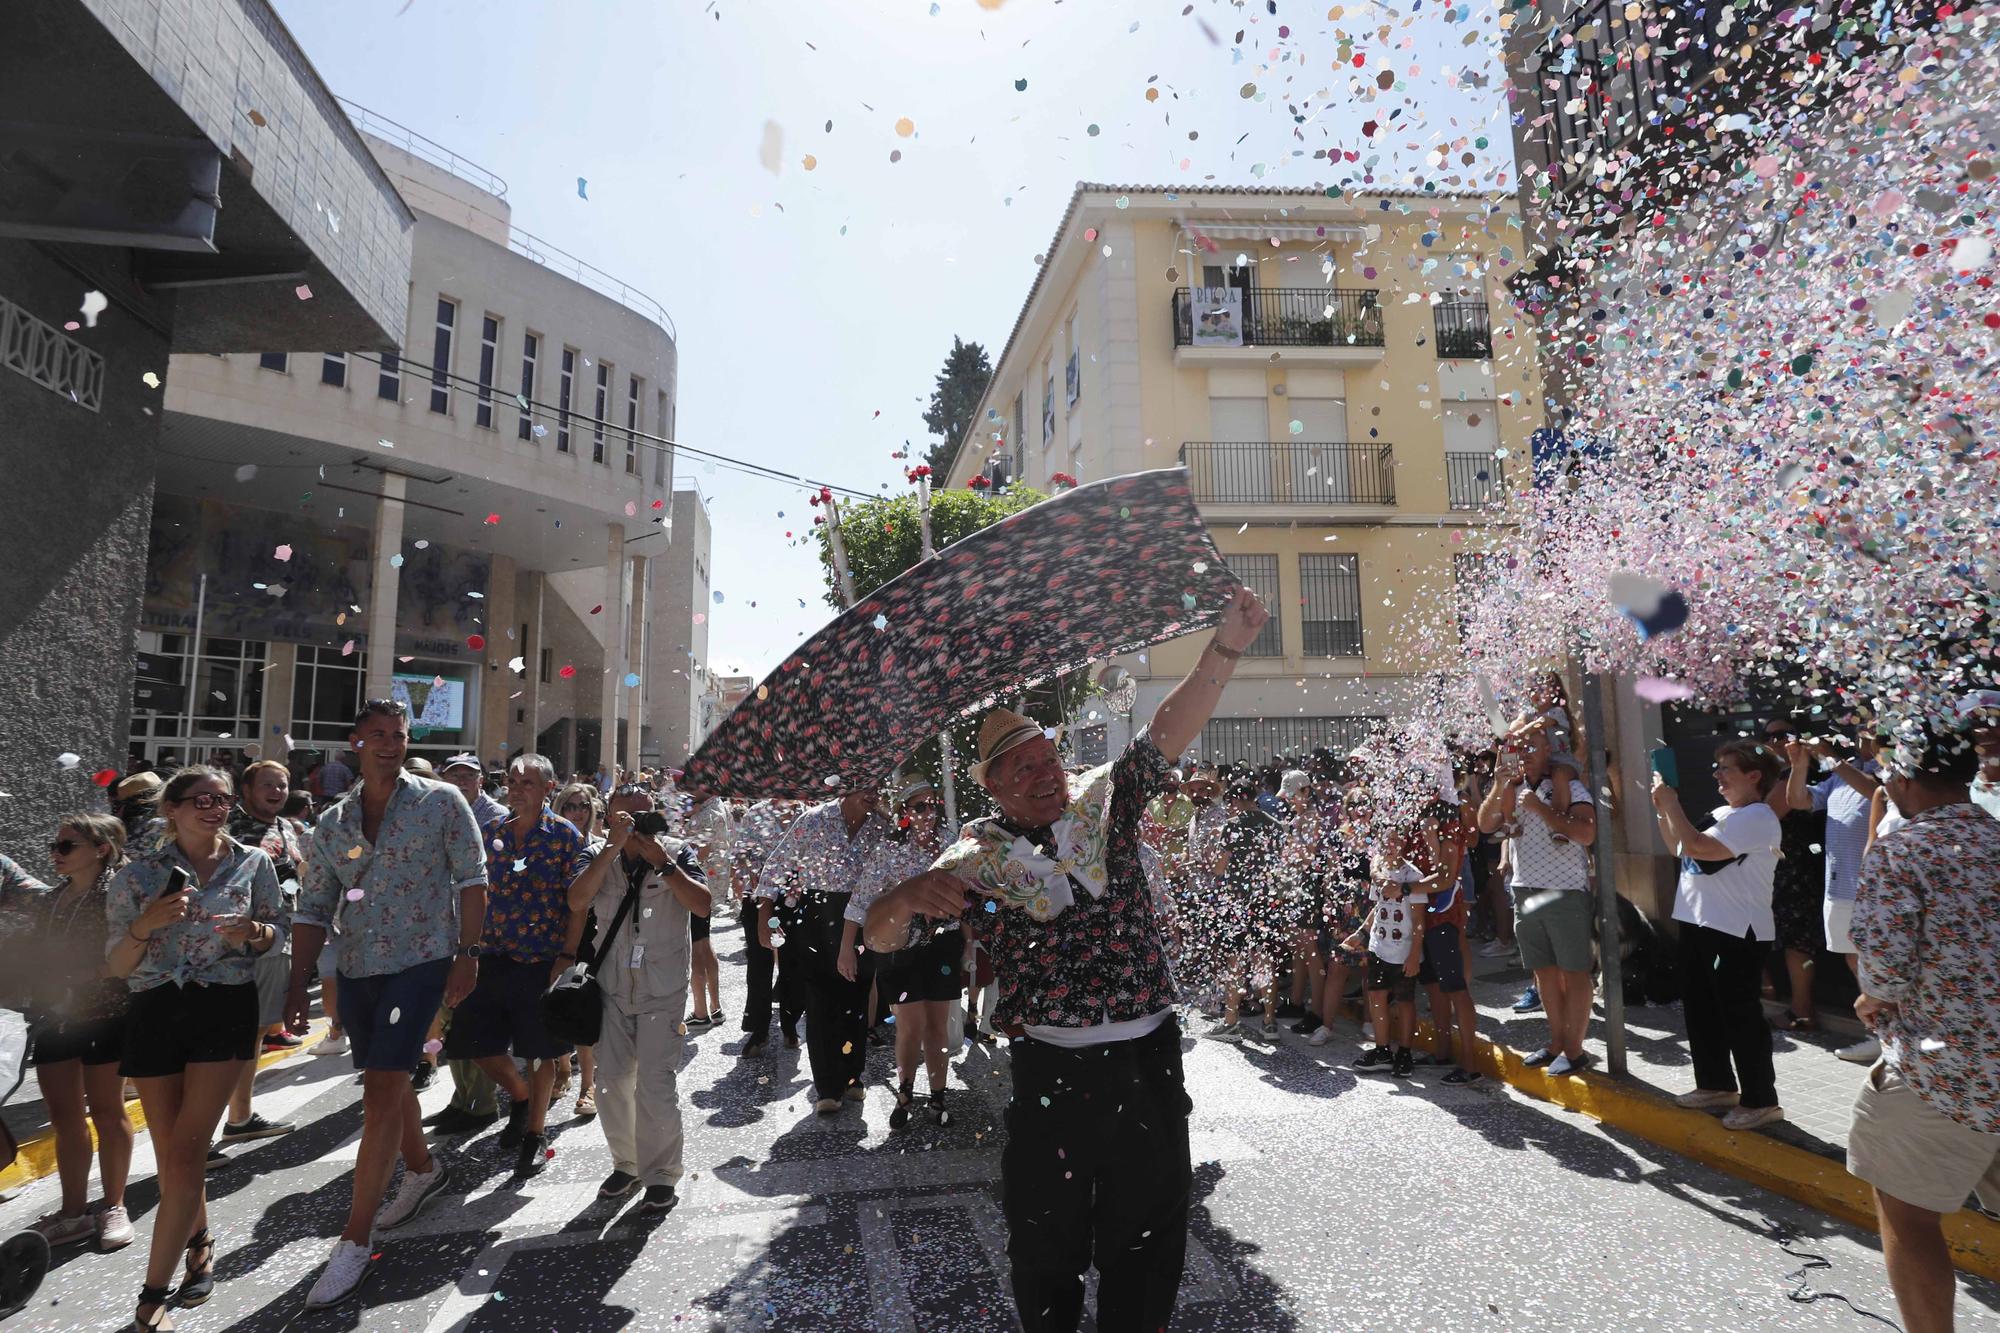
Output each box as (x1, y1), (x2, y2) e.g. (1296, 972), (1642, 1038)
(455, 944), (483, 959)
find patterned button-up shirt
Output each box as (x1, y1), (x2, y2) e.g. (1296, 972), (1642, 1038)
(930, 734), (1177, 1031)
(845, 836), (951, 929)
(299, 771), (488, 979)
(481, 807), (591, 963)
(105, 836), (286, 992)
(756, 801), (891, 902)
(229, 808), (306, 923)
(1851, 802), (2000, 1133)
(732, 801), (793, 892)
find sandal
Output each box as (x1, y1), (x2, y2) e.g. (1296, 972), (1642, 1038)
(132, 1283), (175, 1330)
(175, 1228), (214, 1307)
(889, 1086), (914, 1130)
(1782, 1012), (1818, 1032)
(573, 1089), (597, 1119)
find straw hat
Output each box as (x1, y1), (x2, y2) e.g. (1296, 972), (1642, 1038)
(968, 708), (1047, 786)
(113, 772), (164, 804)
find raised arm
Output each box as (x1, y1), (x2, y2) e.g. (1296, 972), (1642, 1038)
(1148, 587), (1270, 764)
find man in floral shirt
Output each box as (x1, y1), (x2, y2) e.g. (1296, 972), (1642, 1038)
(1847, 721), (2000, 1333)
(865, 587), (1268, 1333)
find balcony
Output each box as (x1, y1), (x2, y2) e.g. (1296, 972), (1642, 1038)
(1433, 301), (1491, 359)
(1172, 288), (1384, 365)
(1446, 451), (1505, 511)
(1179, 442), (1396, 517)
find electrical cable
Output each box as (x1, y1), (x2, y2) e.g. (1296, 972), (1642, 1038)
(1768, 1225), (1903, 1330)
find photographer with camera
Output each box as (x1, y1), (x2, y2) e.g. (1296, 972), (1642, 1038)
(562, 784), (710, 1212)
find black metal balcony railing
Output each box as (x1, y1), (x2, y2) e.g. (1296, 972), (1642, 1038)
(1433, 301), (1492, 358)
(1179, 442), (1396, 506)
(1173, 288), (1385, 349)
(1446, 451), (1505, 510)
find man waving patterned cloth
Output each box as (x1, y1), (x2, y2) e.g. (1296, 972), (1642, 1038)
(865, 587), (1269, 1333)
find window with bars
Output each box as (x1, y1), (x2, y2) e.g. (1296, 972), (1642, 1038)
(517, 333), (540, 440)
(592, 361), (611, 463)
(625, 375), (643, 474)
(1299, 553), (1363, 657)
(1200, 715), (1381, 768)
(258, 352), (288, 373)
(474, 314), (500, 429)
(1453, 551), (1496, 641)
(557, 347), (577, 453)
(377, 350), (401, 401)
(1226, 554), (1283, 657)
(320, 353), (346, 388)
(429, 297), (456, 414)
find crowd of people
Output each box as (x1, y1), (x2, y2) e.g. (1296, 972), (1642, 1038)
(0, 598), (1993, 1333)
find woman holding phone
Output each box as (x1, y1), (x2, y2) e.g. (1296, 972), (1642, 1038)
(105, 766), (285, 1332)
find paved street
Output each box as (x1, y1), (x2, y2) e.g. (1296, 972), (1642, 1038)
(5, 911), (1996, 1332)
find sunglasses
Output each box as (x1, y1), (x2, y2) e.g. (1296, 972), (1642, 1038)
(176, 792), (232, 811)
(906, 800), (942, 812)
(49, 838), (85, 856)
(560, 802), (591, 814)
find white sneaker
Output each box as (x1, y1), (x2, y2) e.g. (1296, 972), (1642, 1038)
(1478, 939), (1514, 958)
(1674, 1088), (1741, 1110)
(374, 1158), (451, 1232)
(319, 1031), (350, 1057)
(1836, 1037), (1881, 1064)
(1307, 1026), (1334, 1047)
(1720, 1104), (1786, 1132)
(306, 1237), (374, 1308)
(1547, 1053), (1577, 1076)
(31, 1211), (95, 1248)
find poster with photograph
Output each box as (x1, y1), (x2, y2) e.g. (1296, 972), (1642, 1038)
(1191, 287), (1244, 347)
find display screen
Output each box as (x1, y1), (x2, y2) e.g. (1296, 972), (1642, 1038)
(391, 674), (466, 730)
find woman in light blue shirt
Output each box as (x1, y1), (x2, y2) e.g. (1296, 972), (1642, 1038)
(104, 766), (283, 1332)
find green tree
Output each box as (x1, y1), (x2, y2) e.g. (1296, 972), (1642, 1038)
(921, 336), (993, 475)
(814, 483), (1089, 816)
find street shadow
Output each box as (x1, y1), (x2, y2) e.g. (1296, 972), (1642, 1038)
(1425, 1091), (1648, 1185)
(690, 1040), (811, 1130)
(1224, 1035), (1362, 1102)
(1181, 1161), (1303, 1332)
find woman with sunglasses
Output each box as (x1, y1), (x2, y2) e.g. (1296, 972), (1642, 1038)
(552, 783), (604, 1116)
(845, 781), (960, 1127)
(105, 766), (285, 1331)
(26, 814), (137, 1254)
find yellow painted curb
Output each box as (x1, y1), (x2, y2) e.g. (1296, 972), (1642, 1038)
(0, 1025), (328, 1194)
(1447, 1024), (2000, 1282)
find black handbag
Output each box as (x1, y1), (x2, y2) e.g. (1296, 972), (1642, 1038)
(541, 865), (644, 1047)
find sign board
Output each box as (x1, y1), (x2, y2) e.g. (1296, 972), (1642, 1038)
(1189, 287), (1245, 347)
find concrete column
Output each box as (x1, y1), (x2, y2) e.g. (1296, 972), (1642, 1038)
(623, 554), (648, 771)
(365, 474), (407, 701)
(600, 523), (626, 775)
(481, 553), (519, 761)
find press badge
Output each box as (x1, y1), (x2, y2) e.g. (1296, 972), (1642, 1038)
(627, 942), (645, 969)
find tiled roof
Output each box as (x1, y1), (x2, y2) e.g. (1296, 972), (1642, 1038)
(944, 181), (1512, 478)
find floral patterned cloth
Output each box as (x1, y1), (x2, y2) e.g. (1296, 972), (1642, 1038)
(927, 733), (1177, 1031)
(1851, 803), (2000, 1133)
(754, 801), (893, 902)
(683, 469), (1241, 799)
(299, 771), (488, 979)
(481, 808), (592, 963)
(105, 837), (286, 992)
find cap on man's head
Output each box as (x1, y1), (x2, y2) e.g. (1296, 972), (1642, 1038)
(1279, 769), (1310, 800)
(968, 708), (1047, 786)
(440, 753), (481, 774)
(114, 772), (165, 804)
(405, 757), (436, 777)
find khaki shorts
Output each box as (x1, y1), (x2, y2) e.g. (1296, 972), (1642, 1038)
(1848, 1061), (2000, 1215)
(1514, 887), (1595, 974)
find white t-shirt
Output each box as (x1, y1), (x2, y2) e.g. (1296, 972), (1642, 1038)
(1671, 802), (1783, 941)
(1972, 777), (2000, 821)
(1507, 778), (1595, 892)
(1368, 883), (1430, 965)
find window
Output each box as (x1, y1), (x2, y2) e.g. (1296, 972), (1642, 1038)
(428, 297), (456, 414)
(474, 314), (500, 429)
(1444, 405), (1504, 509)
(539, 647), (553, 684)
(557, 348), (577, 453)
(592, 361), (611, 463)
(258, 352), (288, 373)
(1299, 553), (1363, 657)
(517, 333), (540, 440)
(377, 350), (401, 401)
(1200, 715), (1380, 768)
(1064, 315), (1080, 407)
(127, 633), (268, 769)
(1227, 554), (1283, 657)
(320, 353), (346, 388)
(1042, 368), (1055, 445)
(290, 644), (365, 748)
(625, 375), (643, 475)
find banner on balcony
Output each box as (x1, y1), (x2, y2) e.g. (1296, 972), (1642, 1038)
(1190, 287), (1244, 347)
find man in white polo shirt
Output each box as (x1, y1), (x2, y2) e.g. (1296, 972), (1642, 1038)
(1477, 726), (1598, 1075)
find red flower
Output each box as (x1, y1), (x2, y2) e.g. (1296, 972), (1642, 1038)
(1050, 471), (1079, 488)
(967, 475), (991, 490)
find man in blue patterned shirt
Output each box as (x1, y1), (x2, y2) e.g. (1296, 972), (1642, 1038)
(444, 752), (591, 1178)
(291, 699), (488, 1309)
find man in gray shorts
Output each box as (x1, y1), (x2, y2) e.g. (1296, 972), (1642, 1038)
(1477, 728), (1598, 1075)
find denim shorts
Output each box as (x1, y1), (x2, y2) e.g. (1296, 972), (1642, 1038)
(337, 958), (451, 1072)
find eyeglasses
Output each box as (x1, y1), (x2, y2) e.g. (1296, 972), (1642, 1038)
(906, 800), (942, 812)
(1712, 764), (1742, 776)
(49, 838), (81, 856)
(560, 802), (590, 814)
(177, 793), (232, 810)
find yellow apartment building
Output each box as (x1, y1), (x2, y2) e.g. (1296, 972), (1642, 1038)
(944, 183), (1539, 766)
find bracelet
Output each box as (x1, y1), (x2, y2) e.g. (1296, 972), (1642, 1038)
(126, 925), (150, 944)
(1208, 640), (1242, 661)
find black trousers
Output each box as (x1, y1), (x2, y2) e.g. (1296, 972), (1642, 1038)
(1679, 921), (1777, 1108)
(1002, 1016), (1192, 1333)
(741, 908), (802, 1044)
(802, 969), (866, 1099)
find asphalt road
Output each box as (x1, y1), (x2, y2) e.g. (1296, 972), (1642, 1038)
(3, 910), (1994, 1331)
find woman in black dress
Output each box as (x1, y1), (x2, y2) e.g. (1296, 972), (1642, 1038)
(1762, 720), (1826, 1029)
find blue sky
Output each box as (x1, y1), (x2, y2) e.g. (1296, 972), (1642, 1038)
(275, 0), (1514, 677)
